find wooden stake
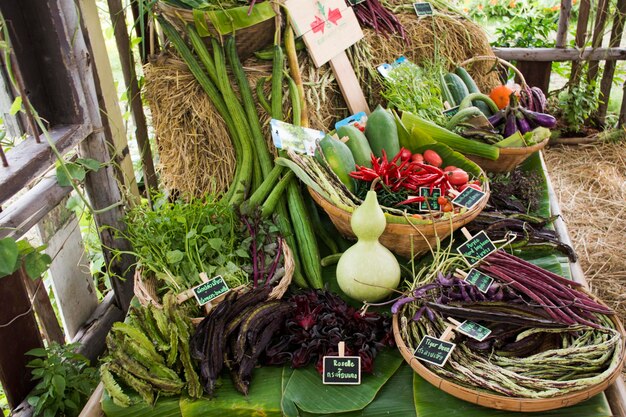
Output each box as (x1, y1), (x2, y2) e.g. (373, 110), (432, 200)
(461, 227), (473, 240)
(338, 341), (346, 357)
(330, 51), (370, 114)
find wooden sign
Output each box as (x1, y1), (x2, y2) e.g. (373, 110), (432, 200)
(456, 320), (491, 342)
(413, 2), (434, 16)
(285, 0), (370, 114)
(192, 275), (229, 306)
(419, 186), (442, 211)
(465, 268), (494, 293)
(457, 230), (496, 267)
(452, 186), (485, 210)
(323, 341), (361, 384)
(414, 335), (455, 367)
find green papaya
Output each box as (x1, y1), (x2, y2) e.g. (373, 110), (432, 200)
(315, 134), (356, 192)
(364, 105), (400, 158)
(337, 125), (373, 168)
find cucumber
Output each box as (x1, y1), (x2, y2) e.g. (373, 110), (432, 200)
(454, 67), (480, 94)
(444, 73), (469, 107)
(364, 105), (400, 158)
(337, 125), (373, 168)
(459, 93), (500, 115)
(315, 134), (356, 192)
(454, 67), (493, 116)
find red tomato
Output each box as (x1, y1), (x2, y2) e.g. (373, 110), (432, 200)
(443, 166), (457, 172)
(411, 153), (424, 163)
(399, 148), (412, 162)
(423, 150), (442, 167)
(437, 196), (448, 206)
(458, 183), (482, 192)
(442, 203), (454, 212)
(448, 169), (469, 186)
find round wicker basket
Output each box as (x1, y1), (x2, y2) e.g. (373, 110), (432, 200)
(133, 239), (294, 313)
(466, 137), (549, 173)
(308, 180), (489, 259)
(155, 1), (276, 60)
(392, 302), (626, 412)
(459, 56), (550, 173)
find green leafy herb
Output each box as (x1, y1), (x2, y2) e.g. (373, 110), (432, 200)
(26, 342), (98, 417)
(381, 60), (446, 125)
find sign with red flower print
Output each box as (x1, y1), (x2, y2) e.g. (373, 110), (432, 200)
(285, 0), (364, 67)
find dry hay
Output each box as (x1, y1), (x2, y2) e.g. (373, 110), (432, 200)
(143, 4), (497, 194)
(144, 55), (236, 198)
(543, 143), (626, 332)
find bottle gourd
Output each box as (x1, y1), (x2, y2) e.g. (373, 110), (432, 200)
(336, 190), (401, 302)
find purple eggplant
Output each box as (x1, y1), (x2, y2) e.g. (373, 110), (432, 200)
(521, 108), (557, 128)
(503, 111), (518, 136)
(531, 86), (547, 112)
(515, 111), (532, 134)
(488, 110), (506, 126)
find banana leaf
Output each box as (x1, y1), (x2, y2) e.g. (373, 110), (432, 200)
(281, 350), (403, 416)
(180, 365), (283, 416)
(518, 152), (551, 219)
(412, 373), (613, 416)
(101, 390), (181, 417)
(300, 362), (416, 417)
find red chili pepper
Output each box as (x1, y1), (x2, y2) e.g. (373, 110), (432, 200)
(396, 196), (425, 206)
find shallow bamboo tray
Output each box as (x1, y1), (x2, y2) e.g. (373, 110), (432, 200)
(156, 1), (276, 60)
(466, 138), (550, 173)
(392, 305), (626, 412)
(309, 182), (489, 259)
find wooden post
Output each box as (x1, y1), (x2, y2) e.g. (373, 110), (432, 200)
(569, 0), (591, 85)
(19, 269), (65, 345)
(79, 0), (139, 199)
(107, 0), (159, 194)
(37, 206), (98, 340)
(596, 0), (626, 125)
(58, 0), (136, 310)
(587, 0), (611, 83)
(555, 0), (572, 49)
(0, 269), (44, 409)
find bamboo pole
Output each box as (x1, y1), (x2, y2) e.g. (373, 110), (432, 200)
(588, 0), (611, 83)
(556, 0), (573, 48)
(569, 0), (591, 85)
(596, 0), (626, 125)
(107, 0), (158, 194)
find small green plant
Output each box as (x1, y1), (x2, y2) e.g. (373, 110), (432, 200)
(26, 343), (98, 417)
(557, 78), (598, 133)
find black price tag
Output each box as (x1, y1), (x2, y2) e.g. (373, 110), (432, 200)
(419, 187), (442, 211)
(322, 356), (361, 385)
(457, 320), (491, 342)
(452, 187), (485, 210)
(465, 268), (494, 293)
(414, 335), (455, 367)
(192, 275), (229, 306)
(442, 106), (460, 118)
(457, 231), (496, 267)
(413, 2), (433, 16)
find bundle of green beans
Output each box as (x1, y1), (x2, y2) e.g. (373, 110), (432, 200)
(400, 312), (622, 398)
(158, 18), (323, 289)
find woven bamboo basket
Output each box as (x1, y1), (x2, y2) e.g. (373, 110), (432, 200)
(309, 180), (489, 259)
(133, 239), (294, 316)
(155, 1), (276, 60)
(460, 56), (550, 173)
(466, 137), (549, 173)
(392, 299), (626, 412)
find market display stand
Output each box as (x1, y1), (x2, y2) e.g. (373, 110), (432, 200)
(77, 153), (626, 417)
(542, 153), (626, 417)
